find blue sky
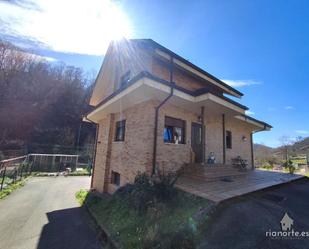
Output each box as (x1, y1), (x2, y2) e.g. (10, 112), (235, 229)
(1, 0), (308, 147)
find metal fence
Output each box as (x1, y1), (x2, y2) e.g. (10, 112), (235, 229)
(0, 153), (90, 191)
(0, 156), (29, 190)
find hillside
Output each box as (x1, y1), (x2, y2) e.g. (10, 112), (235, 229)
(254, 136), (309, 165)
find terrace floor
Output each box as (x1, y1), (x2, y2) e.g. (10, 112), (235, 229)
(176, 169), (304, 203)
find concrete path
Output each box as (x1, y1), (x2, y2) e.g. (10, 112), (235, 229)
(0, 176), (102, 249)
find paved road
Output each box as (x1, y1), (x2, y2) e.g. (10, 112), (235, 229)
(200, 178), (309, 249)
(0, 176), (102, 249)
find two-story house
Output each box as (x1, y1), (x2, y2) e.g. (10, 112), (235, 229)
(85, 39), (271, 194)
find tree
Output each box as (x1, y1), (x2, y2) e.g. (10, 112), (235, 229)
(0, 39), (96, 151)
(279, 136), (292, 164)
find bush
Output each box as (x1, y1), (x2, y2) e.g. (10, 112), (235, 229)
(75, 189), (89, 205)
(282, 159), (296, 174)
(152, 170), (178, 202)
(261, 163), (273, 170)
(114, 171), (178, 214)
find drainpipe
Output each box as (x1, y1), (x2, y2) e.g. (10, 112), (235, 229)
(152, 57), (174, 175)
(84, 116), (99, 188)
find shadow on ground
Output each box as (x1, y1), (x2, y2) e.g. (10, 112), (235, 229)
(199, 178), (309, 249)
(37, 207), (102, 249)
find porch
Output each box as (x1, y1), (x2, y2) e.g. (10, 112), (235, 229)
(176, 167), (304, 203)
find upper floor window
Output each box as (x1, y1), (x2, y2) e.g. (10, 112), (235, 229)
(115, 120), (126, 141)
(119, 70), (131, 88)
(164, 116), (185, 144)
(226, 130), (232, 149)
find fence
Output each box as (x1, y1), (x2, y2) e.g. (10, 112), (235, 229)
(28, 153), (80, 172)
(0, 156), (29, 191)
(0, 153), (89, 191)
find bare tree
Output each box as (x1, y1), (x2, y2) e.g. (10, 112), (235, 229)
(279, 136), (292, 164)
(0, 39), (96, 150)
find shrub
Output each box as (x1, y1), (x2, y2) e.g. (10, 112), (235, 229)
(114, 171), (178, 214)
(282, 159), (296, 174)
(75, 189), (89, 205)
(152, 170), (178, 202)
(261, 163), (273, 170)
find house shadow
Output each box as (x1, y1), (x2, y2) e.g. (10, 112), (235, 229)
(37, 207), (102, 249)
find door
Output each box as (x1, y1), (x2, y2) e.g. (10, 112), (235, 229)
(191, 122), (203, 163)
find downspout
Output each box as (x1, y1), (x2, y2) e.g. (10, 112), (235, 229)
(152, 57), (174, 175)
(84, 116), (99, 188)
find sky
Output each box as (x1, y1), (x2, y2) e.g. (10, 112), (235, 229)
(0, 0), (308, 147)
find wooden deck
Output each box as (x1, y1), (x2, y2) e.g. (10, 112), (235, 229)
(176, 168), (304, 203)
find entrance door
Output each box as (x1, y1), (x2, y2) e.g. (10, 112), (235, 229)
(191, 122), (203, 163)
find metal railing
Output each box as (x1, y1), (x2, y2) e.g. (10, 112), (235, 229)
(0, 155), (29, 190)
(0, 153), (88, 191)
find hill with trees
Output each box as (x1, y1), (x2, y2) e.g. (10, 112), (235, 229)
(0, 40), (96, 157)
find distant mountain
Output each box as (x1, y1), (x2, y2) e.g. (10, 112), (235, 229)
(254, 144), (275, 160)
(254, 136), (309, 162)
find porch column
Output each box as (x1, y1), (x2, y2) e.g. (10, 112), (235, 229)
(222, 114), (226, 164)
(201, 106), (205, 164)
(250, 132), (254, 169)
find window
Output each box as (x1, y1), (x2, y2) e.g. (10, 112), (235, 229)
(164, 116), (185, 144)
(226, 130), (232, 149)
(111, 171), (120, 186)
(119, 70), (131, 88)
(115, 120), (126, 141)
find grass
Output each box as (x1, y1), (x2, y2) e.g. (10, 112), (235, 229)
(0, 178), (27, 200)
(76, 189), (211, 249)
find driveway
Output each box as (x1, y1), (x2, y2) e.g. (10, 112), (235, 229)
(0, 176), (102, 249)
(200, 178), (309, 249)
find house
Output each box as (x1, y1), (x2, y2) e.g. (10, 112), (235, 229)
(85, 39), (272, 194)
(280, 213), (294, 231)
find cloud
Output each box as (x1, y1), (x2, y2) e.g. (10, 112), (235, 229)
(221, 79), (261, 87)
(285, 106), (294, 110)
(295, 130), (309, 135)
(245, 110), (255, 116)
(0, 0), (132, 55)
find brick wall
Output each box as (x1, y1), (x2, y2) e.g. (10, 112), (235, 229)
(156, 102), (199, 172)
(92, 114), (112, 192)
(92, 101), (253, 194)
(93, 100), (155, 194)
(225, 116), (252, 166)
(205, 114), (224, 164)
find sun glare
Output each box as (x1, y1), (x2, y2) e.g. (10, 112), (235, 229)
(0, 0), (132, 55)
(107, 4), (132, 41)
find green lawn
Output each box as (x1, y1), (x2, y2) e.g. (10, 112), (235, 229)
(77, 189), (211, 249)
